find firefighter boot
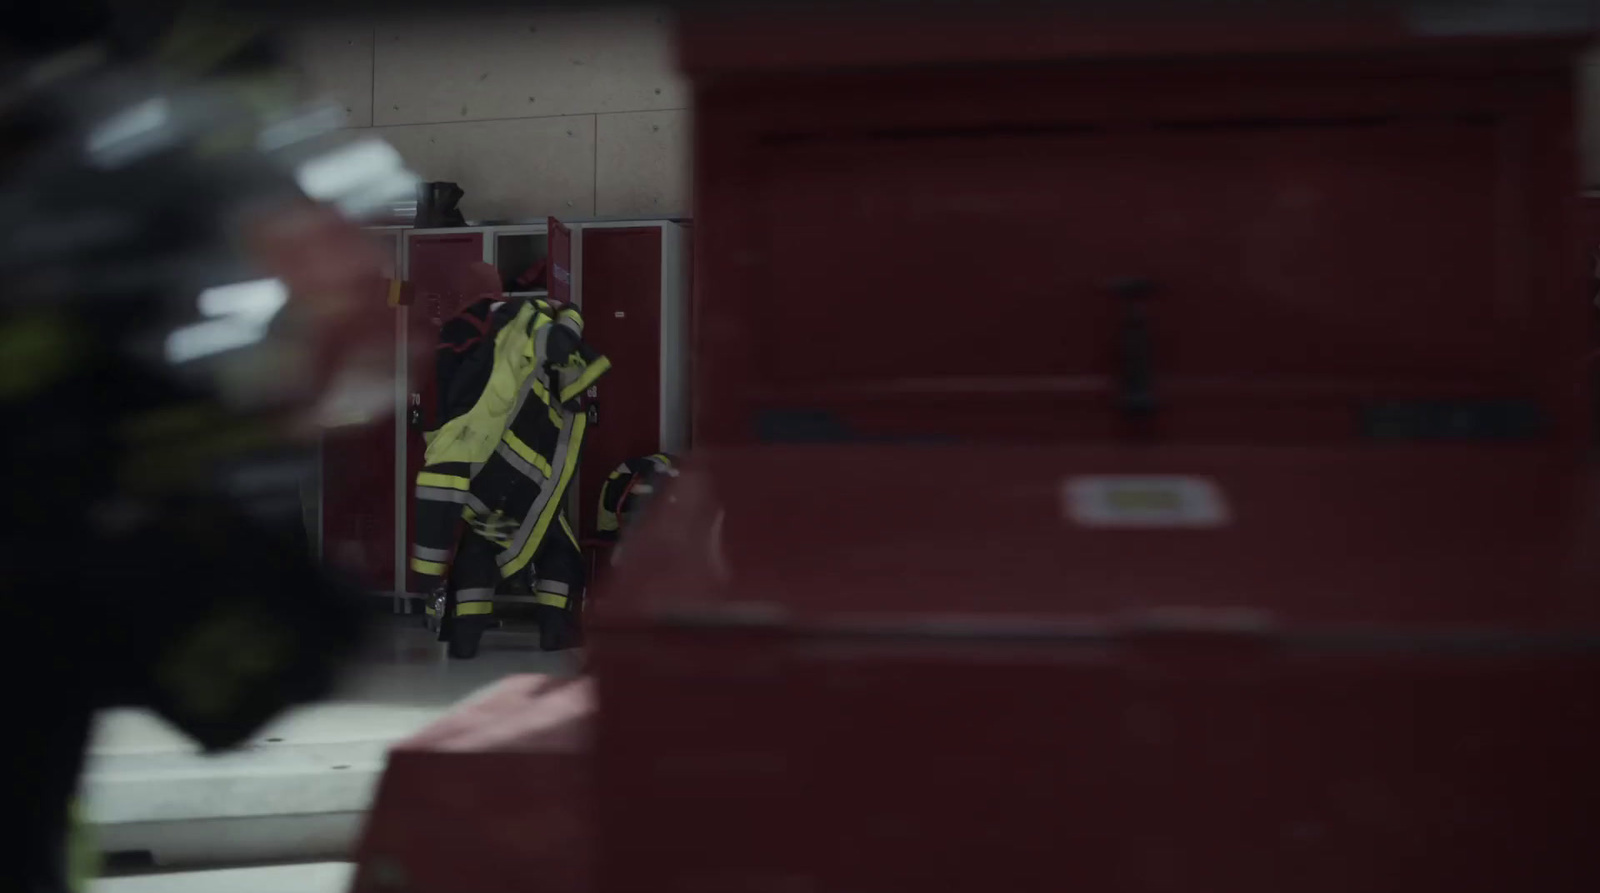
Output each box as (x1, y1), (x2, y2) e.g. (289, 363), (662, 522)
(447, 614), (493, 659)
(536, 604), (583, 651)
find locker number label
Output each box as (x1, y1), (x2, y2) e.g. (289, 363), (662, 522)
(1064, 476), (1230, 528)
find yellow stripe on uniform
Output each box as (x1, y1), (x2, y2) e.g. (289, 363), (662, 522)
(455, 601), (494, 616)
(559, 513), (579, 548)
(533, 591), (569, 609)
(416, 471), (470, 490)
(503, 431), (554, 478)
(502, 413), (587, 578)
(529, 375), (553, 408)
(559, 355), (612, 405)
(410, 558), (447, 575)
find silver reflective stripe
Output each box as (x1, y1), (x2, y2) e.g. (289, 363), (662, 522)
(469, 462), (485, 477)
(536, 579), (570, 595)
(412, 545), (452, 562)
(507, 373), (538, 438)
(416, 486), (468, 503)
(557, 312), (582, 337)
(495, 441), (548, 485)
(465, 493), (491, 516)
(497, 412), (579, 568)
(557, 365), (583, 399)
(495, 594), (553, 605)
(534, 319), (551, 364)
(456, 587), (495, 602)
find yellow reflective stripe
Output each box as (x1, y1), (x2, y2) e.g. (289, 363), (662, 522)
(411, 558), (447, 575)
(503, 431), (554, 478)
(548, 405), (565, 429)
(455, 601), (494, 616)
(559, 513), (579, 548)
(533, 591), (569, 609)
(502, 413), (586, 578)
(517, 367), (554, 409)
(416, 472), (470, 490)
(424, 603), (437, 617)
(558, 355), (612, 404)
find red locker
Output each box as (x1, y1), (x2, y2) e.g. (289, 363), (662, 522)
(576, 227), (663, 536)
(564, 222), (690, 539)
(318, 229), (403, 592)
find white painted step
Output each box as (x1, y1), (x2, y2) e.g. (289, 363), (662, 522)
(79, 619), (581, 867)
(82, 703), (444, 866)
(91, 861), (354, 893)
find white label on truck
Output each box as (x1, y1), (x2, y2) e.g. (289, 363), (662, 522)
(1064, 475), (1230, 528)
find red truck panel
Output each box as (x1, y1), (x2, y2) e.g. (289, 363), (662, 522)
(693, 53), (1584, 447)
(605, 20), (1600, 893)
(594, 445), (1600, 892)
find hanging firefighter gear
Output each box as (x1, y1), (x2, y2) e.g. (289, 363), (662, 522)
(410, 292), (610, 654)
(597, 453), (677, 542)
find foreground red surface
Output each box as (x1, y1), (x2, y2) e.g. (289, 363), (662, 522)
(355, 9), (1599, 892)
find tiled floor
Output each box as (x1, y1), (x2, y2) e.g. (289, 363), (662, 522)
(84, 614), (580, 874)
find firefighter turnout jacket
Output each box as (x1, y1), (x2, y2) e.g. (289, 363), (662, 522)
(410, 297), (610, 618)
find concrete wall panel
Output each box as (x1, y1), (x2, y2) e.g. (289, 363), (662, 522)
(373, 9), (685, 127)
(377, 116), (597, 221)
(596, 109), (690, 217)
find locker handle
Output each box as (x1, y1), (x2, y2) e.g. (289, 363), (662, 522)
(1110, 277), (1158, 423)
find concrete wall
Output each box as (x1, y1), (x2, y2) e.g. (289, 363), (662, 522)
(286, 9), (690, 221)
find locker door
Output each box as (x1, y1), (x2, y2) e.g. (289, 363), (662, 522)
(319, 229), (402, 592)
(404, 230), (485, 592)
(577, 227), (664, 536)
(549, 217), (572, 305)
